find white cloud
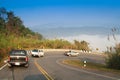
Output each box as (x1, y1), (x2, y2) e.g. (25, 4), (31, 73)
(59, 34), (120, 52)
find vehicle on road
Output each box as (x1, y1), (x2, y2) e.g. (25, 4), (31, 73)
(7, 50), (29, 68)
(31, 49), (44, 57)
(64, 50), (79, 56)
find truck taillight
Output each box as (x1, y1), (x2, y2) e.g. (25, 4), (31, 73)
(26, 57), (28, 61)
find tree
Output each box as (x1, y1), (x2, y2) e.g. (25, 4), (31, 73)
(13, 16), (23, 27)
(80, 40), (90, 51)
(0, 7), (7, 31)
(0, 7), (7, 21)
(74, 40), (90, 51)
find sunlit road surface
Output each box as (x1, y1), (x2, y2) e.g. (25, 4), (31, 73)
(0, 51), (120, 80)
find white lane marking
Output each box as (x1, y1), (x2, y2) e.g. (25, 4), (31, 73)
(56, 59), (119, 80)
(0, 63), (7, 71)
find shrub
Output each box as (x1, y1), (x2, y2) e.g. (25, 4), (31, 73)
(106, 52), (120, 70)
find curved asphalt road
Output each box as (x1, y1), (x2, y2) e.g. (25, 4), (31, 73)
(0, 51), (120, 80)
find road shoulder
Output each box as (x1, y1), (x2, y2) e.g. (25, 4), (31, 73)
(58, 59), (120, 80)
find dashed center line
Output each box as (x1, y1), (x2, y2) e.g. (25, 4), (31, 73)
(34, 59), (54, 80)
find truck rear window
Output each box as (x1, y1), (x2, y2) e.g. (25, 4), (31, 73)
(10, 50), (26, 56)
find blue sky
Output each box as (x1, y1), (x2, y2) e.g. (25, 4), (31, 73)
(1, 0), (120, 28)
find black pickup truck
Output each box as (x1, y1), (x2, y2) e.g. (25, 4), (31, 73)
(7, 50), (29, 68)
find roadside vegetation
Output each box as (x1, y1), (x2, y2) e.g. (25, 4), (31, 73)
(105, 43), (120, 70)
(104, 28), (120, 70)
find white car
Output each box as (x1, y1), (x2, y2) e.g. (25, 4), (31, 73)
(65, 50), (79, 56)
(31, 49), (44, 57)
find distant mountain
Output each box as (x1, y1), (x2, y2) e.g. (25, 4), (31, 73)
(30, 26), (120, 38)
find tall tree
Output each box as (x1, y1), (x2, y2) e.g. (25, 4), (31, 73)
(0, 7), (7, 20)
(7, 11), (15, 26)
(74, 40), (90, 51)
(0, 7), (7, 27)
(80, 40), (89, 51)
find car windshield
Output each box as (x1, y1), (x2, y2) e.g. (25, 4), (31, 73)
(10, 50), (26, 56)
(32, 49), (38, 52)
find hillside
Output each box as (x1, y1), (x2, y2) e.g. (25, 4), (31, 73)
(0, 7), (43, 39)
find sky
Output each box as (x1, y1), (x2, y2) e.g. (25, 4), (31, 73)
(0, 0), (120, 28)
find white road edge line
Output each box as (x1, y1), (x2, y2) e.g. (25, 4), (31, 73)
(56, 59), (119, 80)
(0, 63), (7, 71)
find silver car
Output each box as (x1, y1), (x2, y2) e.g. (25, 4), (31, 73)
(65, 50), (79, 56)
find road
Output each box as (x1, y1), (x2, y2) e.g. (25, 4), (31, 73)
(0, 51), (120, 80)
